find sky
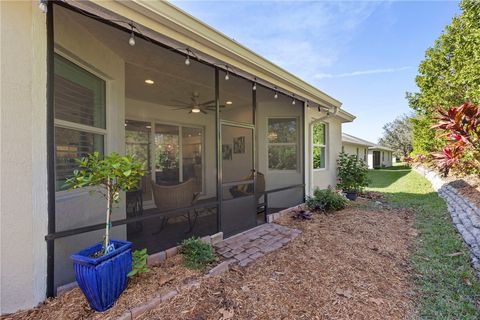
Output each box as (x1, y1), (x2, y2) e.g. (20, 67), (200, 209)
(171, 0), (461, 143)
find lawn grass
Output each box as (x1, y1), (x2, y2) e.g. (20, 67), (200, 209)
(368, 165), (480, 319)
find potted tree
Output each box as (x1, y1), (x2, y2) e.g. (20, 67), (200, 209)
(66, 152), (144, 312)
(337, 152), (369, 201)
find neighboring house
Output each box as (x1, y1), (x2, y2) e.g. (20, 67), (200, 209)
(0, 1), (355, 314)
(368, 145), (395, 169)
(341, 133), (374, 164)
(342, 133), (394, 169)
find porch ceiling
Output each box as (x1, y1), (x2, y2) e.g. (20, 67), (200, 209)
(63, 0), (344, 110)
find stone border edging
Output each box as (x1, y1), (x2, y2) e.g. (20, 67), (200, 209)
(414, 166), (480, 275)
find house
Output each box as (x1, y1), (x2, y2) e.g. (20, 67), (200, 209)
(341, 133), (374, 163)
(0, 0), (355, 314)
(342, 133), (394, 169)
(368, 145), (395, 169)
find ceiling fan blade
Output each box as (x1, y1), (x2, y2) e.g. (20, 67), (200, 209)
(171, 106), (191, 110)
(199, 100), (215, 106)
(171, 99), (190, 105)
(200, 109), (208, 114)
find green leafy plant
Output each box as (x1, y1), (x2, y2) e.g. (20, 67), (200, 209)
(128, 249), (150, 277)
(180, 237), (216, 270)
(306, 188), (348, 213)
(65, 152), (144, 255)
(336, 152), (369, 193)
(431, 102), (480, 176)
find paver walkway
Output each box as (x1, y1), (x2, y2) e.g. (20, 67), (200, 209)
(214, 223), (301, 267)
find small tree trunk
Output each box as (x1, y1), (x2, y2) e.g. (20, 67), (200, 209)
(105, 177), (112, 251)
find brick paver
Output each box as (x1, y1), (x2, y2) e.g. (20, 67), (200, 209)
(213, 223), (301, 267)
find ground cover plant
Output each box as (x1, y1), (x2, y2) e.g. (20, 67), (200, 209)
(306, 187), (348, 213)
(180, 237), (216, 270)
(368, 165), (480, 319)
(128, 249), (150, 278)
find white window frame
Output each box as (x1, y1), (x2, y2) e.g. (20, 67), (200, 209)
(125, 116), (206, 198)
(54, 51), (108, 196)
(266, 117), (299, 172)
(312, 121), (327, 171)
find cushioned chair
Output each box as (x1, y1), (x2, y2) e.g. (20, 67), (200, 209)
(229, 170), (266, 212)
(150, 179), (200, 234)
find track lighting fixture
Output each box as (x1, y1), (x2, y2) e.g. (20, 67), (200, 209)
(185, 49), (191, 66)
(128, 23), (135, 46)
(253, 78), (257, 91)
(274, 88), (278, 99)
(292, 94), (296, 105)
(39, 0), (48, 13)
(225, 66), (230, 80)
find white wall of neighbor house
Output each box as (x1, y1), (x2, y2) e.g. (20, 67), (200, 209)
(53, 6), (126, 290)
(342, 143), (369, 162)
(0, 1), (48, 314)
(368, 149), (393, 168)
(304, 108), (342, 195)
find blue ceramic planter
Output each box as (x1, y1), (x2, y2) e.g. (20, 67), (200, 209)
(71, 240), (132, 312)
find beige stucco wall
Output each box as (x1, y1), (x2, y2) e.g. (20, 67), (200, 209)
(0, 1), (48, 314)
(305, 108), (343, 195)
(342, 142), (369, 163)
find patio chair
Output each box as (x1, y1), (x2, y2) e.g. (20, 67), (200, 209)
(150, 179), (200, 235)
(229, 170), (266, 213)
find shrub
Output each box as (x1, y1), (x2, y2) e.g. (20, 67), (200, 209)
(306, 188), (348, 213)
(180, 237), (216, 270)
(431, 103), (480, 176)
(128, 248), (150, 278)
(336, 153), (369, 193)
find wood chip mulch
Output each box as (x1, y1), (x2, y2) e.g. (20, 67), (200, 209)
(2, 255), (202, 320)
(140, 200), (416, 320)
(3, 199), (416, 320)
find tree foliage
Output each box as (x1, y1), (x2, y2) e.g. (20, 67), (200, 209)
(65, 152), (144, 254)
(378, 114), (413, 158)
(407, 0), (480, 154)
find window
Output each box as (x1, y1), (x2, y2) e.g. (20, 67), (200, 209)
(154, 123), (203, 193)
(364, 148), (367, 162)
(356, 147), (359, 158)
(342, 146), (345, 153)
(312, 122), (326, 170)
(382, 151), (385, 161)
(125, 120), (152, 201)
(267, 118), (297, 170)
(54, 54), (106, 191)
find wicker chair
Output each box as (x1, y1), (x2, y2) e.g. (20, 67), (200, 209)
(229, 171), (266, 212)
(150, 179), (200, 234)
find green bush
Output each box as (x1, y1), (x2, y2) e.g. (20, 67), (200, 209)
(337, 152), (369, 192)
(180, 237), (216, 270)
(306, 188), (348, 213)
(128, 248), (150, 278)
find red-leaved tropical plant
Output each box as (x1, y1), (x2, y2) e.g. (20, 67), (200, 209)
(431, 102), (480, 176)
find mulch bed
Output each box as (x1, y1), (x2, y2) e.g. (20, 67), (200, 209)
(140, 199), (416, 320)
(3, 199), (416, 320)
(2, 256), (202, 320)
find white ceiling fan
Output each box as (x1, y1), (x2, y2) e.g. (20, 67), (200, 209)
(170, 92), (226, 114)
